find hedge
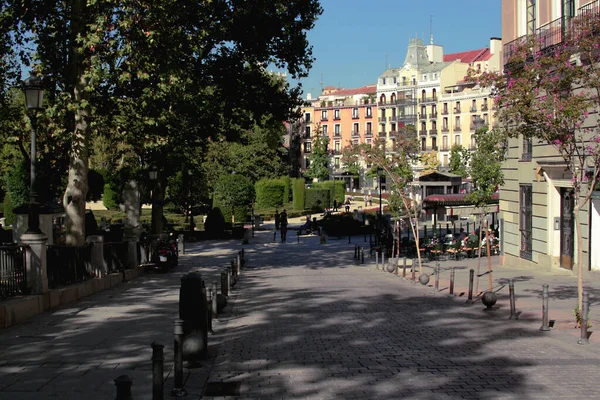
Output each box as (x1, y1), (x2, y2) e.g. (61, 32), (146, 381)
(312, 180), (345, 208)
(255, 178), (285, 209)
(292, 178), (305, 211)
(305, 188), (330, 213)
(282, 175), (291, 203)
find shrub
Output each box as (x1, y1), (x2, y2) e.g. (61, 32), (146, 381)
(312, 180), (345, 208)
(282, 175), (291, 203)
(255, 178), (284, 209)
(214, 174), (255, 223)
(2, 193), (15, 225)
(305, 188), (330, 213)
(102, 183), (120, 210)
(292, 178), (305, 211)
(204, 207), (225, 239)
(320, 213), (362, 237)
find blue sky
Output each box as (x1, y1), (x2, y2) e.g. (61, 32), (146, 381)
(290, 0), (501, 98)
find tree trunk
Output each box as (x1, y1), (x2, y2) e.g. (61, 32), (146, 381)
(63, 0), (89, 247)
(151, 178), (165, 234)
(575, 205), (584, 314)
(475, 213), (484, 296)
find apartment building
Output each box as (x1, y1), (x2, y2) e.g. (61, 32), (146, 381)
(500, 0), (600, 272)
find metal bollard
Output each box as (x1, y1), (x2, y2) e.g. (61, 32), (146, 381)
(381, 254), (386, 273)
(237, 253), (242, 275)
(297, 232), (300, 244)
(540, 284), (551, 331)
(221, 271), (229, 298)
(411, 259), (416, 282)
(578, 292), (590, 345)
(361, 247), (365, 264)
(273, 231), (276, 242)
(227, 267), (232, 292)
(449, 267), (455, 297)
(151, 342), (164, 400)
(171, 320), (186, 396)
(114, 375), (133, 400)
(348, 235), (351, 244)
(434, 264), (440, 292)
(509, 279), (518, 319)
(375, 252), (379, 270)
(467, 269), (474, 303)
(212, 282), (218, 318)
(206, 288), (213, 334)
(354, 244), (358, 259)
(402, 257), (407, 279)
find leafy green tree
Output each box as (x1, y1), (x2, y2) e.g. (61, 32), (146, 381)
(420, 151), (440, 175)
(448, 145), (471, 177)
(305, 128), (330, 182)
(471, 11), (600, 315)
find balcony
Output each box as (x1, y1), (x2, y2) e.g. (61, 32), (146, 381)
(378, 117), (387, 123)
(454, 107), (461, 113)
(481, 104), (489, 111)
(389, 116), (396, 122)
(440, 145), (450, 151)
(321, 116), (328, 122)
(365, 113), (373, 119)
(430, 112), (438, 119)
(419, 113), (427, 120)
(333, 131), (341, 138)
(420, 96), (437, 103)
(352, 114), (359, 119)
(454, 125), (462, 132)
(441, 126), (449, 132)
(378, 131), (386, 137)
(352, 130), (360, 137)
(378, 101), (396, 107)
(441, 109), (449, 115)
(419, 129), (427, 136)
(470, 106), (477, 113)
(397, 114), (417, 122)
(304, 148), (312, 154)
(469, 144), (477, 150)
(365, 130), (373, 137)
(429, 129), (438, 135)
(397, 98), (417, 106)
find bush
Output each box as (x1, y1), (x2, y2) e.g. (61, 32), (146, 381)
(305, 188), (330, 213)
(2, 193), (15, 225)
(204, 207), (225, 239)
(213, 174), (254, 223)
(312, 180), (345, 208)
(282, 175), (291, 203)
(320, 213), (362, 237)
(292, 178), (305, 211)
(5, 160), (29, 210)
(255, 178), (285, 209)
(102, 183), (120, 210)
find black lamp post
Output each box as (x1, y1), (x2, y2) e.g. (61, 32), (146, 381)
(188, 170), (194, 231)
(149, 167), (158, 234)
(23, 76), (44, 234)
(377, 167), (383, 217)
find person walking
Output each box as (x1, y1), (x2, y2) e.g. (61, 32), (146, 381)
(333, 199), (338, 212)
(280, 209), (288, 242)
(274, 209), (280, 230)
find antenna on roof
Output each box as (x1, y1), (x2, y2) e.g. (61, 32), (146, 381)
(430, 15), (434, 44)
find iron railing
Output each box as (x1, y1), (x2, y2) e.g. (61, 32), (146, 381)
(103, 242), (128, 273)
(47, 245), (92, 289)
(0, 246), (27, 299)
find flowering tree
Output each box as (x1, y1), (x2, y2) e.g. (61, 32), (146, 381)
(472, 11), (600, 315)
(346, 128), (426, 271)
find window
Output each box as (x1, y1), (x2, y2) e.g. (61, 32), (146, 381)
(454, 116), (460, 129)
(352, 139), (359, 145)
(443, 117), (448, 130)
(321, 110), (328, 121)
(353, 123), (359, 134)
(334, 158), (340, 168)
(390, 123), (396, 132)
(304, 142), (311, 153)
(443, 154), (448, 167)
(305, 126), (311, 137)
(366, 106), (372, 117)
(519, 184), (533, 260)
(442, 135), (448, 149)
(455, 135), (461, 146)
(335, 141), (340, 152)
(334, 124), (340, 135)
(563, 0), (575, 19)
(431, 137), (437, 149)
(305, 158), (310, 168)
(304, 113), (311, 122)
(455, 101), (461, 113)
(393, 77), (397, 84)
(382, 78), (386, 85)
(421, 138), (426, 151)
(470, 135), (476, 149)
(322, 125), (328, 135)
(366, 122), (372, 133)
(443, 103), (448, 114)
(334, 109), (340, 120)
(352, 108), (359, 118)
(527, 0), (536, 35)
(522, 136), (532, 161)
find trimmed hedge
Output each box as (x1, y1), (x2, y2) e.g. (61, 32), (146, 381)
(282, 175), (291, 203)
(292, 178), (305, 211)
(312, 180), (345, 208)
(305, 188), (330, 213)
(255, 178), (285, 209)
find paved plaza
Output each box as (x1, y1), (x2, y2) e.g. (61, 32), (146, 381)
(1, 224), (600, 399)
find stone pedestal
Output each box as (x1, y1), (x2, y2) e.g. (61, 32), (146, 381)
(87, 235), (107, 277)
(19, 232), (48, 294)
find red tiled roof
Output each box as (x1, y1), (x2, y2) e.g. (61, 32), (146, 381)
(444, 48), (491, 63)
(322, 84), (377, 97)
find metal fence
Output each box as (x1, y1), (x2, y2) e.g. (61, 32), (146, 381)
(0, 245), (28, 299)
(46, 245), (92, 289)
(104, 241), (128, 273)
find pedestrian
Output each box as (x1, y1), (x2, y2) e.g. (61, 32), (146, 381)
(280, 209), (288, 242)
(364, 196), (368, 207)
(345, 198), (350, 213)
(333, 199), (338, 212)
(368, 195), (373, 206)
(274, 209), (280, 230)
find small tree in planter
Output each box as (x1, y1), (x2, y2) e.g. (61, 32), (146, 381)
(471, 11), (600, 316)
(345, 127), (424, 270)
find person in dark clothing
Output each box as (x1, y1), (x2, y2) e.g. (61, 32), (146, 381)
(280, 209), (288, 242)
(333, 199), (338, 212)
(274, 209), (280, 230)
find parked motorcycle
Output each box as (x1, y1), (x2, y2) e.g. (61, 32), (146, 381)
(154, 235), (178, 271)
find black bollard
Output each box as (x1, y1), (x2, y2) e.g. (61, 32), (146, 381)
(151, 342), (164, 400)
(220, 271), (229, 298)
(206, 288), (213, 334)
(540, 284), (551, 331)
(114, 375), (133, 400)
(348, 235), (351, 244)
(237, 253), (242, 275)
(361, 247), (365, 264)
(180, 272), (208, 362)
(509, 279), (518, 319)
(171, 320), (186, 396)
(467, 269), (475, 303)
(227, 267), (232, 291)
(578, 292), (590, 345)
(449, 267), (455, 297)
(273, 231), (276, 242)
(212, 282), (218, 318)
(354, 244), (358, 259)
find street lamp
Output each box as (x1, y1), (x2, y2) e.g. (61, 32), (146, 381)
(149, 167), (158, 234)
(23, 76), (45, 234)
(188, 170), (194, 231)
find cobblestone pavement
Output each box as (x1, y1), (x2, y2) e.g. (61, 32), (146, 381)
(1, 229), (600, 399)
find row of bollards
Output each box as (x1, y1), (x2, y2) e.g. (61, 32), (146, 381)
(116, 249), (246, 399)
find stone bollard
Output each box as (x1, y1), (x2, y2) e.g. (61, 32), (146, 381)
(178, 233), (185, 255)
(171, 320), (187, 397)
(227, 266), (232, 290)
(151, 342), (164, 400)
(402, 257), (407, 279)
(466, 269), (475, 303)
(578, 292), (590, 345)
(212, 282), (218, 318)
(540, 284), (551, 331)
(508, 279), (517, 319)
(204, 287), (213, 334)
(434, 264), (440, 292)
(114, 375), (133, 400)
(179, 272), (208, 363)
(448, 267), (455, 297)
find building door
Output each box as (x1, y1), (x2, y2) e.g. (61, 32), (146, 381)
(560, 188), (574, 270)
